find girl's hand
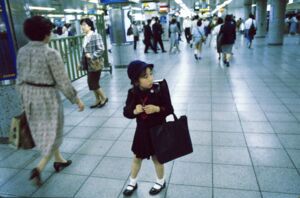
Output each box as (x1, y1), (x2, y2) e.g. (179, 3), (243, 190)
(143, 105), (160, 114)
(134, 104), (144, 115)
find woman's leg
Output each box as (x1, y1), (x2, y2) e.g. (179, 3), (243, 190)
(93, 91), (101, 103)
(95, 88), (107, 103)
(37, 153), (53, 172)
(54, 148), (67, 163)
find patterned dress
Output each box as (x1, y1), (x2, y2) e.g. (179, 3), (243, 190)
(16, 41), (78, 156)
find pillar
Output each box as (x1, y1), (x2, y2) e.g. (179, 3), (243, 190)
(256, 0), (267, 37)
(268, 0), (288, 45)
(244, 0), (252, 20)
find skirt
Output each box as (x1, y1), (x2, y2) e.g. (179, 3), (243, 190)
(132, 126), (155, 160)
(222, 44), (233, 54)
(87, 70), (101, 91)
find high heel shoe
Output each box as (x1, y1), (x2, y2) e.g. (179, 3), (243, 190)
(98, 98), (108, 108)
(29, 168), (42, 186)
(53, 160), (72, 172)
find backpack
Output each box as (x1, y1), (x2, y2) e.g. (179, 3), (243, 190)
(249, 20), (256, 36)
(127, 26), (133, 36)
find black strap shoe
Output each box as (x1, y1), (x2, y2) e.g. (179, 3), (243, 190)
(29, 168), (42, 186)
(98, 98), (108, 108)
(149, 182), (166, 195)
(53, 160), (72, 172)
(123, 184), (138, 196)
(90, 101), (101, 109)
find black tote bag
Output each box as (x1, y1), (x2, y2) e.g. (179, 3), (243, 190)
(150, 114), (193, 164)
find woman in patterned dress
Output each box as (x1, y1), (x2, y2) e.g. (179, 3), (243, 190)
(16, 16), (85, 186)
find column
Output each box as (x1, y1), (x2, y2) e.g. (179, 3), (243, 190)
(244, 0), (252, 19)
(268, 0), (288, 45)
(256, 0), (267, 37)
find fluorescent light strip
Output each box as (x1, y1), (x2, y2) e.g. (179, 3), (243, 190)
(64, 9), (83, 13)
(29, 6), (56, 11)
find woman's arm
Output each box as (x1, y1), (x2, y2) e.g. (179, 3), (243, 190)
(91, 33), (104, 59)
(47, 49), (78, 104)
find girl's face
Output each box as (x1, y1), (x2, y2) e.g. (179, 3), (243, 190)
(138, 67), (153, 90)
(81, 22), (91, 34)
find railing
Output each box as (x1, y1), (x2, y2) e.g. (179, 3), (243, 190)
(49, 35), (112, 81)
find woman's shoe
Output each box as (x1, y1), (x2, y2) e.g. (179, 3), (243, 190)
(98, 98), (108, 108)
(53, 160), (72, 172)
(90, 101), (101, 109)
(149, 182), (166, 195)
(29, 168), (42, 186)
(123, 183), (138, 196)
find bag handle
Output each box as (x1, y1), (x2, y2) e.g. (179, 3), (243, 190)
(171, 113), (178, 121)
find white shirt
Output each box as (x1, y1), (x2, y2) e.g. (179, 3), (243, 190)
(83, 31), (93, 48)
(192, 25), (205, 38)
(183, 19), (192, 29)
(245, 18), (256, 30)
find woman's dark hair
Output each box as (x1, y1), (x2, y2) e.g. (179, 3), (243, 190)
(249, 14), (255, 19)
(197, 19), (202, 26)
(56, 26), (63, 35)
(217, 17), (224, 25)
(23, 16), (53, 41)
(171, 18), (177, 24)
(225, 15), (232, 22)
(80, 18), (95, 31)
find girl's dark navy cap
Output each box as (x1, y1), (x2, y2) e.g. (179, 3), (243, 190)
(127, 60), (154, 83)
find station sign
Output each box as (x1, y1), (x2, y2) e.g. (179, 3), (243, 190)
(100, 0), (129, 4)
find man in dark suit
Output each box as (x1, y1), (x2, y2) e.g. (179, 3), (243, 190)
(152, 17), (166, 53)
(144, 19), (157, 53)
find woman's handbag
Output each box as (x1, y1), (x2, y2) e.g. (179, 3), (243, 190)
(90, 57), (104, 71)
(150, 113), (193, 164)
(9, 112), (35, 149)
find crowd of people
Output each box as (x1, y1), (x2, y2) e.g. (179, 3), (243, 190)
(128, 13), (258, 67)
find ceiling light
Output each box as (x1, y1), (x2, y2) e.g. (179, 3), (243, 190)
(28, 6), (56, 11)
(64, 9), (83, 13)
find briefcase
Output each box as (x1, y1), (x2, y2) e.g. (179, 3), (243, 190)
(150, 114), (193, 164)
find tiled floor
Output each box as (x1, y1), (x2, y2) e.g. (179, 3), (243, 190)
(0, 34), (300, 198)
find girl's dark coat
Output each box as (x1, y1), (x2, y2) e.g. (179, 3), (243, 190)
(123, 79), (174, 159)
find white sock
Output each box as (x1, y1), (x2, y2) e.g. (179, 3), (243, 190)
(126, 177), (137, 190)
(153, 177), (165, 189)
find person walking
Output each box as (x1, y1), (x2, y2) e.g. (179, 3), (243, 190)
(183, 16), (192, 44)
(122, 60), (174, 196)
(192, 19), (205, 60)
(289, 14), (298, 35)
(16, 16), (85, 186)
(152, 17), (166, 53)
(132, 22), (139, 50)
(244, 14), (256, 48)
(169, 18), (180, 53)
(219, 15), (236, 67)
(144, 19), (157, 53)
(79, 18), (108, 108)
(212, 17), (224, 60)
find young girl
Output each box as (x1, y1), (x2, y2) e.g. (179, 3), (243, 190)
(123, 60), (174, 196)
